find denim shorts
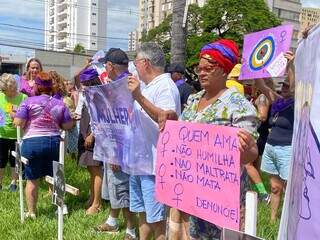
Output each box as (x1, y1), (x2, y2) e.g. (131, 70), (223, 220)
(129, 175), (166, 223)
(21, 136), (60, 180)
(104, 165), (130, 209)
(261, 143), (292, 180)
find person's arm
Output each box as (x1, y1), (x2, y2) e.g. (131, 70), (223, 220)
(254, 78), (281, 104)
(238, 129), (258, 164)
(13, 99), (28, 128)
(255, 94), (270, 122)
(13, 118), (26, 128)
(158, 110), (179, 131)
(128, 75), (178, 123)
(61, 120), (76, 130)
(284, 51), (295, 94)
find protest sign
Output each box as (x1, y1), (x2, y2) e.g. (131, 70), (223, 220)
(84, 77), (151, 175)
(278, 24), (320, 240)
(155, 120), (240, 230)
(52, 161), (65, 207)
(239, 25), (293, 80)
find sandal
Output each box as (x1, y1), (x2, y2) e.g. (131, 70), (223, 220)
(86, 205), (101, 215)
(95, 223), (119, 233)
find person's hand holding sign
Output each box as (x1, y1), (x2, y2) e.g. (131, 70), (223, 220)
(237, 129), (258, 164)
(84, 133), (94, 150)
(158, 110), (178, 131)
(127, 75), (142, 100)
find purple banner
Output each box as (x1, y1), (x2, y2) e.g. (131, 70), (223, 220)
(84, 77), (152, 175)
(239, 25), (293, 80)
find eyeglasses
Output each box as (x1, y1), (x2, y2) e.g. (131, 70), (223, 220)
(194, 63), (220, 75)
(133, 58), (146, 67)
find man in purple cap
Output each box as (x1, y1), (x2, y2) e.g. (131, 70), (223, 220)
(95, 48), (137, 240)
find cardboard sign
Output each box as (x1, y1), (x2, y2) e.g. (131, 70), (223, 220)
(156, 120), (241, 230)
(239, 25), (293, 80)
(52, 162), (65, 207)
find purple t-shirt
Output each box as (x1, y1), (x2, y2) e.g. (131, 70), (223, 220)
(16, 95), (72, 138)
(20, 77), (36, 97)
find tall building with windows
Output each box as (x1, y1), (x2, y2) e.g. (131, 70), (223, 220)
(128, 30), (138, 51)
(264, 0), (302, 50)
(44, 0), (107, 52)
(299, 7), (320, 38)
(137, 0), (206, 40)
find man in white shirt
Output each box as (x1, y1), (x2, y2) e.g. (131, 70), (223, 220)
(127, 42), (181, 240)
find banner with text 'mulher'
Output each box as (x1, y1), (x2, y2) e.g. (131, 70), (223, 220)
(84, 77), (152, 175)
(155, 120), (240, 230)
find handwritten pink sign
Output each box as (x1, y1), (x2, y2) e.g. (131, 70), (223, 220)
(156, 120), (241, 230)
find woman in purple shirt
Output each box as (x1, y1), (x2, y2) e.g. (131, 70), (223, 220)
(20, 58), (43, 97)
(14, 71), (75, 218)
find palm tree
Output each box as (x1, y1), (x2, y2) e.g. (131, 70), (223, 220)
(170, 0), (187, 66)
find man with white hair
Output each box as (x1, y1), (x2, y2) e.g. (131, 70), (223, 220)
(127, 42), (181, 240)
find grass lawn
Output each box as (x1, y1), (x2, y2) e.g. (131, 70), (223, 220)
(0, 156), (279, 240)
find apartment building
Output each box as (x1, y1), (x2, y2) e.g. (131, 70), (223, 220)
(265, 0), (302, 50)
(44, 0), (107, 52)
(299, 7), (320, 37)
(128, 30), (139, 51)
(137, 0), (206, 39)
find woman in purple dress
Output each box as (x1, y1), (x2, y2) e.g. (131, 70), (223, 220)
(20, 58), (43, 97)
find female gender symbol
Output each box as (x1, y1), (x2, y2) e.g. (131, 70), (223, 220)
(160, 131), (170, 157)
(280, 30), (287, 43)
(158, 164), (166, 189)
(172, 183), (184, 207)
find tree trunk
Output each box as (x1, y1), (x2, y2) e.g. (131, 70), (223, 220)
(171, 0), (187, 66)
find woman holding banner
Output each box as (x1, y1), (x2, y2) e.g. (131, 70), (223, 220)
(77, 66), (103, 215)
(14, 72), (75, 218)
(160, 39), (259, 239)
(256, 51), (295, 222)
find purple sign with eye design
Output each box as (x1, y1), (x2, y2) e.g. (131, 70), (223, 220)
(239, 25), (293, 80)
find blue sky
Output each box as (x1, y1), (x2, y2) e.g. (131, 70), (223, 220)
(0, 0), (319, 55)
(0, 0), (139, 55)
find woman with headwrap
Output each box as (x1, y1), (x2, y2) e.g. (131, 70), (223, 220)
(77, 66), (103, 215)
(14, 72), (75, 218)
(20, 58), (43, 97)
(161, 39), (259, 240)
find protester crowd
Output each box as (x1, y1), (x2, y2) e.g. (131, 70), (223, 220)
(0, 36), (297, 239)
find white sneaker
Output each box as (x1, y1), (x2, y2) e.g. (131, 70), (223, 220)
(25, 212), (36, 219)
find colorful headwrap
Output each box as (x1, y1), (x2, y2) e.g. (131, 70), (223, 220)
(200, 39), (239, 74)
(79, 67), (99, 82)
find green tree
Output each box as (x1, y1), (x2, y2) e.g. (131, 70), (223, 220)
(73, 43), (85, 54)
(141, 0), (281, 67)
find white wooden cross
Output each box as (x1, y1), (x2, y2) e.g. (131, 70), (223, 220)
(11, 126), (26, 223)
(45, 131), (79, 240)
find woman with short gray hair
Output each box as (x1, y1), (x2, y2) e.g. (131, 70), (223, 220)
(0, 73), (27, 191)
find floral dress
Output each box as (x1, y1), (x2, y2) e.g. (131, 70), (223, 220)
(180, 88), (259, 240)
